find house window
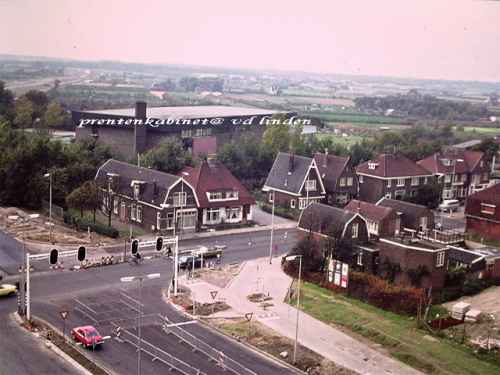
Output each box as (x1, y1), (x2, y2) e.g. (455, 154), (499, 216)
(368, 220), (379, 235)
(136, 205), (143, 223)
(357, 252), (363, 266)
(387, 179), (392, 188)
(397, 178), (405, 187)
(195, 128), (203, 137)
(157, 212), (162, 230)
(424, 177), (428, 185)
(395, 190), (405, 199)
(113, 199), (119, 215)
(359, 175), (363, 184)
(227, 207), (241, 221)
(339, 177), (346, 187)
(173, 192), (187, 207)
(121, 202), (126, 217)
(482, 172), (489, 181)
(299, 198), (309, 210)
(305, 179), (316, 191)
(347, 177), (353, 186)
(411, 177), (419, 186)
(443, 189), (452, 199)
(131, 204), (137, 221)
(269, 192), (274, 203)
(444, 174), (452, 183)
(206, 208), (220, 223)
(480, 203), (496, 215)
(368, 162), (378, 170)
(133, 184), (140, 200)
(181, 129), (192, 138)
(166, 212), (174, 229)
(208, 192), (223, 201)
(179, 210), (197, 228)
(225, 191), (238, 200)
(352, 223), (359, 239)
(290, 199), (296, 209)
(436, 251), (445, 267)
(419, 216), (428, 231)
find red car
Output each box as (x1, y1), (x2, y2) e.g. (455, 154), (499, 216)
(71, 325), (104, 348)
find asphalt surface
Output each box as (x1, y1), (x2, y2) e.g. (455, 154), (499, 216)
(0, 228), (300, 375)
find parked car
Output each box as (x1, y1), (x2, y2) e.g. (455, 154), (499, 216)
(71, 325), (104, 348)
(0, 283), (17, 297)
(438, 199), (460, 212)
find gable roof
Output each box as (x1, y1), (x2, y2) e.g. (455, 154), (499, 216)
(263, 152), (323, 195)
(95, 159), (180, 206)
(418, 149), (486, 175)
(345, 199), (395, 223)
(314, 152), (351, 190)
(179, 160), (255, 208)
(376, 198), (430, 216)
(357, 153), (432, 178)
(298, 202), (361, 236)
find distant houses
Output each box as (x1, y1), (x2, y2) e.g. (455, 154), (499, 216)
(465, 183), (500, 241)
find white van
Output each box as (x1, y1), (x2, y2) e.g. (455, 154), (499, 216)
(438, 199), (460, 212)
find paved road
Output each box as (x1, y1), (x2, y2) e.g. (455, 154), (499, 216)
(0, 228), (300, 375)
(0, 230), (24, 276)
(0, 297), (78, 375)
(434, 208), (466, 232)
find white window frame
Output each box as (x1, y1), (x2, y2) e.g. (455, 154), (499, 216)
(352, 222), (359, 239)
(347, 177), (353, 187)
(290, 199), (296, 209)
(358, 175), (363, 184)
(131, 203), (137, 221)
(269, 192), (274, 203)
(411, 177), (419, 186)
(113, 198), (119, 214)
(357, 252), (363, 266)
(299, 198), (308, 210)
(205, 207), (220, 224)
(436, 251), (445, 267)
(305, 179), (316, 191)
(136, 205), (143, 223)
(444, 174), (452, 183)
(173, 192), (187, 207)
(397, 178), (405, 187)
(480, 203), (496, 215)
(133, 184), (140, 200)
(387, 179), (392, 188)
(339, 177), (346, 187)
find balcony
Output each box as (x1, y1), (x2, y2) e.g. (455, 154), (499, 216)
(417, 229), (464, 245)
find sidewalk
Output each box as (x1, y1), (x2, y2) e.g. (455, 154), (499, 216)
(216, 258), (422, 375)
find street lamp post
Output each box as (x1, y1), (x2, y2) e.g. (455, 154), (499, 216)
(43, 172), (53, 242)
(285, 254), (303, 364)
(269, 190), (275, 264)
(120, 273), (161, 375)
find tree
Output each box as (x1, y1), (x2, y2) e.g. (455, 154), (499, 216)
(13, 96), (34, 129)
(142, 138), (193, 174)
(0, 81), (14, 121)
(24, 90), (49, 119)
(66, 186), (87, 217)
(80, 181), (100, 222)
(404, 182), (441, 209)
(472, 138), (500, 162)
(262, 116), (292, 158)
(43, 101), (65, 128)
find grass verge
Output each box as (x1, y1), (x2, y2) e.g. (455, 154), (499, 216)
(291, 282), (500, 375)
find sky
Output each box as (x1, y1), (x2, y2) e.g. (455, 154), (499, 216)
(1, 0), (500, 82)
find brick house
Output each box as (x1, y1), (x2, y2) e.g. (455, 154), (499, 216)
(418, 148), (490, 201)
(465, 183), (500, 241)
(297, 202), (369, 243)
(378, 237), (449, 290)
(95, 159), (199, 234)
(377, 198), (435, 233)
(345, 199), (400, 238)
(263, 152), (326, 211)
(314, 151), (358, 206)
(179, 159), (255, 228)
(356, 153), (435, 203)
(75, 101), (292, 159)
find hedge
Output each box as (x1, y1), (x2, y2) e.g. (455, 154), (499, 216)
(63, 212), (119, 238)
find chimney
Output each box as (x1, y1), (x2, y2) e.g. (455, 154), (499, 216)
(288, 154), (295, 174)
(207, 153), (217, 167)
(135, 101), (147, 119)
(152, 180), (158, 197)
(323, 148), (328, 167)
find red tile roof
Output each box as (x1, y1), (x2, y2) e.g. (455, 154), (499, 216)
(314, 152), (350, 190)
(179, 160), (255, 208)
(356, 154), (432, 178)
(345, 199), (395, 223)
(466, 183), (500, 205)
(418, 149), (485, 175)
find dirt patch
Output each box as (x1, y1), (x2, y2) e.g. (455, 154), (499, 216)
(197, 263), (241, 288)
(170, 289), (231, 316)
(209, 317), (358, 375)
(0, 206), (113, 246)
(247, 293), (273, 303)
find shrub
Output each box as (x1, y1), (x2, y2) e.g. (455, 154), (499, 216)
(63, 211), (119, 238)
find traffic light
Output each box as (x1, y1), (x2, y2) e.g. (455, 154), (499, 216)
(131, 239), (139, 255)
(156, 237), (163, 251)
(49, 249), (58, 265)
(77, 246), (86, 262)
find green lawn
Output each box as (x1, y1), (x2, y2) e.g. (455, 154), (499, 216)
(292, 282), (500, 375)
(315, 133), (369, 148)
(462, 126), (500, 135)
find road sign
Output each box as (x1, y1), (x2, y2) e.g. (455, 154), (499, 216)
(245, 312), (253, 322)
(60, 310), (69, 320)
(210, 291), (218, 300)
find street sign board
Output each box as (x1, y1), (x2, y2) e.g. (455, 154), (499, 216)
(60, 310), (69, 320)
(245, 312), (253, 322)
(327, 259), (349, 289)
(210, 291), (218, 300)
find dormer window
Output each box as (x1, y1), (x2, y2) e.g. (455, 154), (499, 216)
(442, 159), (451, 166)
(133, 184), (140, 200)
(305, 179), (316, 191)
(368, 162), (378, 170)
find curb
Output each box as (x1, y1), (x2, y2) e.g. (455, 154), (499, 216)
(163, 289), (305, 375)
(10, 313), (92, 375)
(25, 314), (117, 375)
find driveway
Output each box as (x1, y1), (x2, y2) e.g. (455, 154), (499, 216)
(252, 206), (296, 226)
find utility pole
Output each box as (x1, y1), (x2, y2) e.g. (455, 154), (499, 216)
(269, 190), (275, 264)
(107, 177), (112, 227)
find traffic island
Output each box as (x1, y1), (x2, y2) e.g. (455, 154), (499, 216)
(206, 317), (357, 375)
(15, 314), (112, 375)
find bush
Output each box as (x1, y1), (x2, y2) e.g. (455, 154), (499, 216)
(259, 202), (299, 221)
(63, 211), (119, 238)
